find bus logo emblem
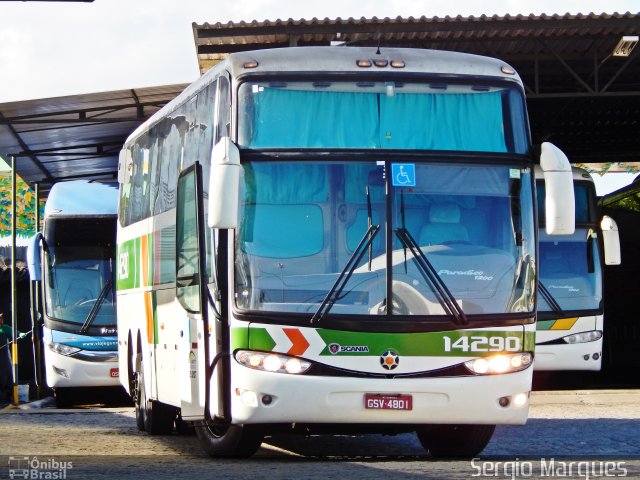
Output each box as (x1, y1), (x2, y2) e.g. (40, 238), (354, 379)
(328, 343), (340, 355)
(118, 252), (129, 279)
(380, 350), (399, 370)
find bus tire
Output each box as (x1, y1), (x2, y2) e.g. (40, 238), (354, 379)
(133, 370), (145, 431)
(55, 388), (73, 409)
(416, 424), (495, 458)
(134, 357), (175, 435)
(144, 399), (177, 435)
(195, 421), (263, 457)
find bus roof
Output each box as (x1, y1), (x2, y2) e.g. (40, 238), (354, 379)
(44, 180), (118, 217)
(225, 46), (521, 80)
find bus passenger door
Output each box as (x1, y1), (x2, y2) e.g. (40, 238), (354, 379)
(175, 162), (215, 420)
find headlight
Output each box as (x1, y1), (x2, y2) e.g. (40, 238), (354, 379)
(235, 350), (311, 375)
(48, 342), (81, 356)
(465, 352), (532, 375)
(562, 330), (602, 344)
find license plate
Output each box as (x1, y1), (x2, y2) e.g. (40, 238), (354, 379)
(364, 393), (413, 411)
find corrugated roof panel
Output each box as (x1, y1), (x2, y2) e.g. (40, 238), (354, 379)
(0, 83), (187, 187)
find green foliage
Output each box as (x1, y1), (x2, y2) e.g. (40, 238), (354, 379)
(0, 174), (43, 236)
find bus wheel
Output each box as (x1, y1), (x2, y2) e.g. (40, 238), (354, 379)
(132, 369), (145, 431)
(134, 359), (175, 435)
(416, 424), (495, 458)
(195, 421), (263, 457)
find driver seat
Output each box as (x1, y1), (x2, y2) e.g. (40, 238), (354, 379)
(64, 280), (94, 306)
(419, 203), (469, 246)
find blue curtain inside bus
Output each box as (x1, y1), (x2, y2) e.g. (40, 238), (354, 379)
(247, 88), (508, 152)
(240, 162), (329, 258)
(250, 89), (379, 148)
(379, 93), (506, 151)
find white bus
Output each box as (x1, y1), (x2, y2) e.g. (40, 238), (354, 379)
(27, 180), (120, 407)
(116, 47), (575, 457)
(535, 167), (620, 371)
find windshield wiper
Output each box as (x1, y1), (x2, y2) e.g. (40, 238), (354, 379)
(395, 228), (468, 325)
(538, 281), (563, 315)
(310, 224), (380, 324)
(79, 277), (113, 334)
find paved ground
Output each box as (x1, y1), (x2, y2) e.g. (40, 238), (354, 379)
(0, 390), (639, 479)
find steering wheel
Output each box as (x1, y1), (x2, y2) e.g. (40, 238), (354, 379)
(76, 298), (98, 306)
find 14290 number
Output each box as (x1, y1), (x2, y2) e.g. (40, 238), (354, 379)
(443, 336), (520, 353)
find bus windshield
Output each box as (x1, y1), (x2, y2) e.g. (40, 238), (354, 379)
(43, 217), (116, 328)
(538, 230), (603, 313)
(537, 181), (602, 314)
(44, 246), (115, 327)
(238, 81), (528, 154)
(235, 161), (536, 318)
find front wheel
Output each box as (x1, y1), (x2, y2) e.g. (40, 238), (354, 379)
(195, 421), (263, 458)
(416, 424), (495, 458)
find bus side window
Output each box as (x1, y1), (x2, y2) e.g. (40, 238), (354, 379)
(155, 106), (188, 215)
(215, 76), (231, 145)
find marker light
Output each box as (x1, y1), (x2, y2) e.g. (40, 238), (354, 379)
(562, 331), (602, 344)
(356, 59), (372, 68)
(513, 392), (529, 408)
(235, 350), (312, 375)
(390, 60), (406, 68)
(501, 66), (516, 75)
(240, 389), (258, 407)
(243, 61), (259, 69)
(465, 353), (532, 375)
(373, 59), (389, 67)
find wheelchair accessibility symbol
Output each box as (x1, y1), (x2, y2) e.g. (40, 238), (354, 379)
(391, 163), (416, 187)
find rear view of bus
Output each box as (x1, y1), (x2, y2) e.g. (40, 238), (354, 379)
(535, 168), (621, 371)
(28, 181), (119, 407)
(116, 47), (575, 458)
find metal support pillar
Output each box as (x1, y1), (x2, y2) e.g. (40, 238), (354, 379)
(10, 155), (18, 405)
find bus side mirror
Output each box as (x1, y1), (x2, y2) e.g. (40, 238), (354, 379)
(27, 232), (43, 281)
(208, 137), (240, 229)
(118, 148), (131, 185)
(601, 215), (621, 265)
(540, 142), (575, 235)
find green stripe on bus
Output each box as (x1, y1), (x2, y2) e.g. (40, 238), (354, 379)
(234, 326), (536, 357)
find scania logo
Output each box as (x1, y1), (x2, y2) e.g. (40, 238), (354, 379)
(380, 350), (399, 370)
(327, 343), (369, 355)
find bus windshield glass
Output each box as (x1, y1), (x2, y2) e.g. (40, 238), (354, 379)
(43, 217), (116, 327)
(538, 231), (603, 313)
(238, 81), (528, 154)
(235, 161), (536, 318)
(537, 181), (602, 313)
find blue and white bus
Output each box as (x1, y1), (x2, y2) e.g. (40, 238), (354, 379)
(116, 47), (575, 457)
(535, 167), (620, 371)
(28, 180), (119, 406)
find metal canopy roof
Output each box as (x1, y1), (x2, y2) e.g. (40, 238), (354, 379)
(194, 12), (640, 165)
(0, 84), (187, 187)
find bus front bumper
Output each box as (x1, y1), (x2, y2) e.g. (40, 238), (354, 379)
(45, 350), (120, 388)
(229, 362), (532, 426)
(534, 339), (603, 371)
